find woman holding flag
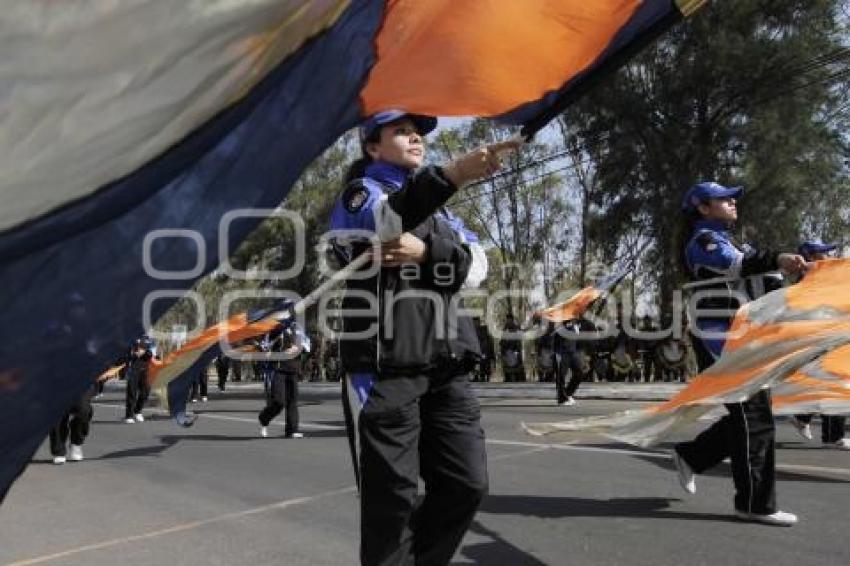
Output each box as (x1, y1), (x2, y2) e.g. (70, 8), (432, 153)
(329, 110), (517, 566)
(672, 182), (808, 526)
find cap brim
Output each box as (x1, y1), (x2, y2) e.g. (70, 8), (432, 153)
(714, 186), (743, 199)
(364, 111), (437, 140)
(408, 114), (438, 135)
(812, 244), (838, 253)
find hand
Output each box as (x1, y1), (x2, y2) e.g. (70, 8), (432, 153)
(442, 138), (523, 187)
(377, 233), (428, 266)
(777, 253), (810, 275)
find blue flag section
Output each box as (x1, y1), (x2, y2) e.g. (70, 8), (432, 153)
(0, 1), (385, 501)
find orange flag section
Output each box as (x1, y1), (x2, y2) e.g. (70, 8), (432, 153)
(773, 344), (850, 412)
(786, 258), (850, 313)
(147, 313), (280, 390)
(524, 259), (850, 446)
(536, 287), (602, 322)
(362, 0), (642, 117)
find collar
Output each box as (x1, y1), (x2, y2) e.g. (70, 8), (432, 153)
(365, 161), (411, 191)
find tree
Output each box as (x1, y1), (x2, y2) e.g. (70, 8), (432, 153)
(560, 0), (850, 306)
(433, 119), (574, 322)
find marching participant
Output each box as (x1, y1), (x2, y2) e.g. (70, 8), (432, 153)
(122, 336), (154, 424)
(330, 109), (516, 565)
(672, 182), (808, 526)
(257, 323), (304, 439)
(49, 379), (95, 464)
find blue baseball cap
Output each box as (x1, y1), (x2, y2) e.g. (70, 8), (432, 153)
(798, 239), (837, 259)
(359, 110), (437, 143)
(681, 182), (743, 213)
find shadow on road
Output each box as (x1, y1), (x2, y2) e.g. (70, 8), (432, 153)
(479, 494), (734, 523)
(458, 520), (548, 565)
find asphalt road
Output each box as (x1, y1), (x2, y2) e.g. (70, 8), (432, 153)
(1, 384), (848, 566)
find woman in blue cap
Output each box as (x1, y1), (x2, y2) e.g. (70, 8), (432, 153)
(672, 181), (808, 526)
(788, 240), (849, 450)
(329, 110), (518, 565)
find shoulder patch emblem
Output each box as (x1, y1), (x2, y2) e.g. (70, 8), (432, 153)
(695, 231), (717, 252)
(344, 187), (369, 213)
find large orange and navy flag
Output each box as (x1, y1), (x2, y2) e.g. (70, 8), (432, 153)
(524, 259), (850, 446)
(0, 1), (708, 499)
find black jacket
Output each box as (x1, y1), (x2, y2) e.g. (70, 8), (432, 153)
(329, 162), (481, 375)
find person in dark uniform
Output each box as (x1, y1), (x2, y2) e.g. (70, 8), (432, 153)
(672, 182), (808, 526)
(500, 313), (526, 382)
(257, 322), (304, 439)
(122, 336), (153, 423)
(49, 379), (95, 464)
(553, 319), (591, 406)
(190, 365), (209, 403)
(330, 109), (516, 566)
(473, 317), (494, 382)
(214, 353), (230, 392)
(535, 318), (557, 383)
(788, 239), (849, 450)
(638, 315), (662, 382)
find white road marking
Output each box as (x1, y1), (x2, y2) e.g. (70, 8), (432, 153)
(9, 486), (357, 565)
(92, 402), (343, 431)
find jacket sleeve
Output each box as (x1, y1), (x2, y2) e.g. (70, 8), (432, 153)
(422, 232), (473, 294)
(740, 245), (780, 277)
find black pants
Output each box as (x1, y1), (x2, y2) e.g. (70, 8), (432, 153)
(191, 371), (208, 399)
(125, 372), (150, 419)
(343, 372), (487, 566)
(216, 365), (229, 391)
(258, 372), (299, 436)
(555, 352), (584, 403)
(50, 391), (94, 456)
(675, 338), (776, 514)
(794, 414), (846, 443)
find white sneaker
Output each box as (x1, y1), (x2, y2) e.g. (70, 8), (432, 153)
(789, 417), (813, 440)
(289, 432), (304, 439)
(735, 510), (797, 526)
(672, 450), (696, 494)
(134, 413), (145, 422)
(201, 396), (208, 402)
(52, 456), (66, 465)
(123, 417), (135, 424)
(831, 438), (850, 450)
(68, 445), (84, 462)
(260, 426), (268, 438)
(558, 397), (576, 406)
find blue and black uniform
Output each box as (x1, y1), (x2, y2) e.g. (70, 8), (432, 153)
(49, 381), (94, 458)
(256, 324), (302, 437)
(330, 160), (488, 566)
(675, 218), (781, 516)
(554, 320), (592, 403)
(121, 338), (153, 420)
